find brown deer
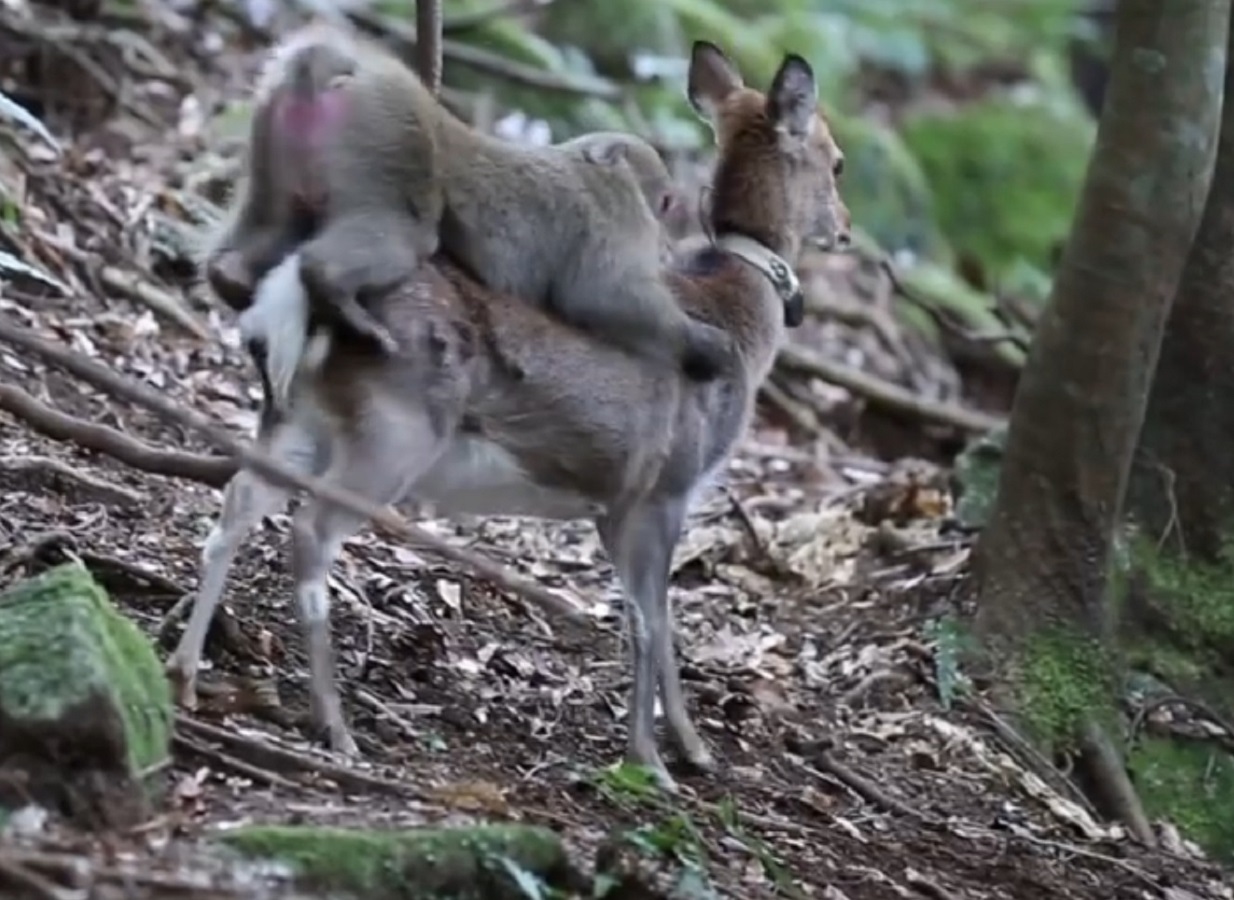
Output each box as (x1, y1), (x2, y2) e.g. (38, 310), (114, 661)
(165, 40), (850, 790)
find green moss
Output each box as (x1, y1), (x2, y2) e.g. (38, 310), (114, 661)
(1019, 628), (1115, 749)
(901, 93), (1094, 285)
(951, 425), (1008, 529)
(0, 563), (172, 775)
(1130, 737), (1234, 863)
(218, 823), (572, 900)
(1133, 534), (1234, 649)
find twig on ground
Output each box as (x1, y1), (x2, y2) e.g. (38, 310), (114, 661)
(860, 250), (1033, 355)
(0, 454), (144, 508)
(759, 379), (824, 435)
(0, 316), (586, 622)
(353, 687), (424, 741)
(904, 869), (960, 900)
(97, 265), (210, 340)
(800, 752), (929, 822)
(176, 715), (433, 800)
(1128, 693), (1234, 748)
(172, 732), (302, 789)
(0, 854), (73, 900)
(0, 384), (235, 488)
(777, 345), (1004, 434)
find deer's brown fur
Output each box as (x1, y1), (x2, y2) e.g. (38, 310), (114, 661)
(167, 40), (849, 789)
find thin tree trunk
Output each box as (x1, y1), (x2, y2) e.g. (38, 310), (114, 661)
(1129, 22), (1234, 562)
(972, 0), (1226, 651)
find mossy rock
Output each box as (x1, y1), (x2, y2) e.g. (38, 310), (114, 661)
(901, 92), (1094, 286)
(1130, 737), (1234, 864)
(0, 563), (172, 827)
(218, 823), (578, 899)
(952, 424), (1008, 529)
(829, 114), (948, 261)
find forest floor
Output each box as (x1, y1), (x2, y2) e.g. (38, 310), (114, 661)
(0, 5), (1232, 900)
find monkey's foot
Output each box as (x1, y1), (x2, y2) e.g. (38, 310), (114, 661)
(680, 323), (736, 382)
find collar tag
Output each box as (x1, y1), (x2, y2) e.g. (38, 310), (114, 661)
(714, 233), (805, 327)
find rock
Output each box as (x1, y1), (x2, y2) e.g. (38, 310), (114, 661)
(0, 562), (173, 828)
(218, 823), (580, 899)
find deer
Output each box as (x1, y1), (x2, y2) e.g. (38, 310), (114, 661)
(164, 40), (851, 790)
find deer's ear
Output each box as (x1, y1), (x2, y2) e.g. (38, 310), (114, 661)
(578, 135), (629, 166)
(687, 41), (744, 126)
(767, 54), (817, 140)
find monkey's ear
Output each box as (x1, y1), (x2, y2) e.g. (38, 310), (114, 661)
(687, 41), (743, 126)
(579, 137), (629, 167)
(767, 54), (818, 141)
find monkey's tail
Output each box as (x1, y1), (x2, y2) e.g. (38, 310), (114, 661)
(237, 253), (315, 412)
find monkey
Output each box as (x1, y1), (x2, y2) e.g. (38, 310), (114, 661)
(202, 23), (734, 381)
(201, 23), (440, 355)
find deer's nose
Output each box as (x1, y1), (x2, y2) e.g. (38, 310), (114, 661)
(835, 230), (852, 251)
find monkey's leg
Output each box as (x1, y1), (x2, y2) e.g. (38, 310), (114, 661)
(208, 225), (299, 312)
(556, 276), (734, 381)
(300, 211), (435, 355)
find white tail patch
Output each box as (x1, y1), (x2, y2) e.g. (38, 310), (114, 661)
(237, 252), (316, 410)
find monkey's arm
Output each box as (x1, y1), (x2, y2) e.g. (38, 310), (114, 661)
(554, 272), (735, 382)
(299, 209), (437, 353)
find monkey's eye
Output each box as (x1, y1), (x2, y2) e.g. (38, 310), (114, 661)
(833, 157), (845, 177)
(659, 193), (676, 216)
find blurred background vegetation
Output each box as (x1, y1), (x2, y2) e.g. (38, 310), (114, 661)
(383, 0), (1111, 317)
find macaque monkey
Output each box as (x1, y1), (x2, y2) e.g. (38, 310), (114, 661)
(202, 23), (733, 380)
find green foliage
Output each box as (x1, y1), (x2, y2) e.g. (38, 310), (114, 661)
(1019, 628), (1115, 748)
(952, 425), (1008, 530)
(901, 93), (1094, 285)
(1130, 737), (1234, 863)
(1133, 534), (1234, 650)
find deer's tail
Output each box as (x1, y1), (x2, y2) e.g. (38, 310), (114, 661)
(237, 252), (329, 413)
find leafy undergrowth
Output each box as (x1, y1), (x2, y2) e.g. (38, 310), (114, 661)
(0, 4), (1231, 900)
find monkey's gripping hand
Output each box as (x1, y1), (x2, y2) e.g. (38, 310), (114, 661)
(680, 319), (737, 382)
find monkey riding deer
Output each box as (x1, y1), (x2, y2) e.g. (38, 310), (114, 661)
(202, 22), (731, 381)
(166, 40), (851, 789)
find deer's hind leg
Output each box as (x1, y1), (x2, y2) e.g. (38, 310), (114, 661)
(288, 401), (454, 757)
(165, 414), (323, 709)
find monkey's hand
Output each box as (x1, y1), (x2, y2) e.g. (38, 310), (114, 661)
(680, 320), (736, 382)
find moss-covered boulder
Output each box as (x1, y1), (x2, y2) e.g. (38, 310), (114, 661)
(901, 92), (1094, 285)
(829, 114), (948, 261)
(0, 563), (172, 827)
(952, 425), (1008, 529)
(218, 823), (579, 900)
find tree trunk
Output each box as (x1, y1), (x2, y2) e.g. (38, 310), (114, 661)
(1128, 23), (1234, 561)
(970, 0), (1225, 688)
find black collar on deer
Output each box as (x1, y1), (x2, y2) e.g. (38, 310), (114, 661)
(713, 232), (805, 328)
(695, 185), (805, 328)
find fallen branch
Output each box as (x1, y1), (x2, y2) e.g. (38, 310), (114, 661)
(799, 752), (931, 823)
(0, 384), (235, 487)
(777, 345), (1004, 434)
(0, 315), (585, 622)
(176, 716), (431, 799)
(97, 265), (210, 340)
(0, 454), (145, 508)
(172, 732), (301, 789)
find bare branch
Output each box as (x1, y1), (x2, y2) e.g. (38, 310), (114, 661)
(0, 315), (586, 622)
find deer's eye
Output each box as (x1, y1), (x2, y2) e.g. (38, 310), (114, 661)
(833, 157), (844, 177)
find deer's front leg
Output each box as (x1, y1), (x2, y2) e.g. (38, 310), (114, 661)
(597, 495), (713, 791)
